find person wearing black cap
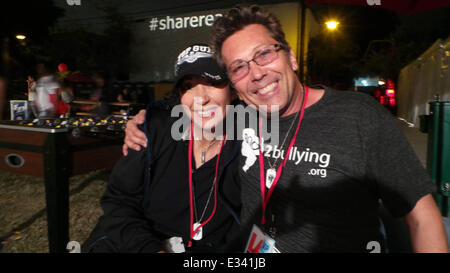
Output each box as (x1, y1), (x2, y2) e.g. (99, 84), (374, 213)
(82, 44), (241, 253)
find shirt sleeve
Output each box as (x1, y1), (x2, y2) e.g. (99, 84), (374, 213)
(359, 99), (436, 218)
(99, 148), (164, 252)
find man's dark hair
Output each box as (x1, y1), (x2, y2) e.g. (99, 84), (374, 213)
(211, 4), (289, 70)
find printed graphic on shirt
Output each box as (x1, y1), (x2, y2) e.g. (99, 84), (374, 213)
(241, 128), (331, 178)
(242, 128), (260, 172)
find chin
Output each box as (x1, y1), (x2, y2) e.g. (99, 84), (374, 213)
(255, 98), (285, 113)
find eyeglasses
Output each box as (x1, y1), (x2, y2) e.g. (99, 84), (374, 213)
(228, 44), (285, 83)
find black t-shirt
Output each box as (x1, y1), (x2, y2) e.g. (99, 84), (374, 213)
(234, 87), (435, 252)
(145, 139), (240, 252)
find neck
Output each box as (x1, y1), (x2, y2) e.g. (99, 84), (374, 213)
(192, 130), (224, 168)
(196, 135), (217, 148)
(192, 126), (217, 145)
(280, 83), (304, 118)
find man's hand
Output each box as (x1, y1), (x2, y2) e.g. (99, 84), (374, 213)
(122, 109), (147, 156)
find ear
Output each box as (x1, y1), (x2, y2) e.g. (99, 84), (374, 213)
(288, 48), (299, 72)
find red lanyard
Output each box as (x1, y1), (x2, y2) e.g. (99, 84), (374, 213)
(258, 86), (309, 225)
(188, 121), (226, 246)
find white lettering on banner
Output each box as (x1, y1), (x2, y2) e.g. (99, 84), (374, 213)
(149, 14), (223, 31)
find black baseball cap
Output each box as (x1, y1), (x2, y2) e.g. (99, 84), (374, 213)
(174, 43), (228, 88)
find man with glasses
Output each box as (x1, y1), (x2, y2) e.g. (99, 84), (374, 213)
(124, 4), (448, 252)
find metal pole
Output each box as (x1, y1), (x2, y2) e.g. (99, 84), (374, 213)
(298, 0), (306, 83)
(43, 133), (70, 252)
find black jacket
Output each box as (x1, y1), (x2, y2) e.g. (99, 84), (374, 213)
(83, 103), (241, 253)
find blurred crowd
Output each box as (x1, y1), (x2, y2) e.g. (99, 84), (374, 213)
(0, 63), (153, 120)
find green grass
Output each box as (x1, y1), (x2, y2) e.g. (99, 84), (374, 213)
(0, 169), (109, 253)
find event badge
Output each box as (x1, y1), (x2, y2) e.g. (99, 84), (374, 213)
(265, 168), (277, 189)
(193, 222), (203, 240)
(245, 225), (280, 253)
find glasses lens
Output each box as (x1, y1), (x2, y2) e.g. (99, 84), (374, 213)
(229, 44), (282, 82)
(229, 62), (248, 81)
(254, 47), (277, 66)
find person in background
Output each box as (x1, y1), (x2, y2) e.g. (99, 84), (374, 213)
(92, 74), (106, 101)
(27, 76), (37, 118)
(135, 87), (149, 105)
(56, 79), (74, 117)
(117, 87), (132, 102)
(81, 74), (109, 117)
(35, 63), (60, 118)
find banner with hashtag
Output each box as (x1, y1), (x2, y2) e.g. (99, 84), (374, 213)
(148, 13), (223, 32)
(128, 2), (301, 84)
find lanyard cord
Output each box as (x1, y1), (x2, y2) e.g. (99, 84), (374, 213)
(188, 121), (226, 247)
(258, 86), (309, 225)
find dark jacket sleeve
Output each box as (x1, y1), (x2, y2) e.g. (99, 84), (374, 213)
(98, 148), (164, 252)
(88, 104), (176, 252)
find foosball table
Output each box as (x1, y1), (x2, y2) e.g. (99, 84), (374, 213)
(0, 116), (128, 253)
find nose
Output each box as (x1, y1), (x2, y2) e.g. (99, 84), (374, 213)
(248, 61), (266, 82)
(192, 84), (211, 106)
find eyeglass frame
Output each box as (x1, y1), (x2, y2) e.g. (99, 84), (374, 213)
(227, 43), (287, 83)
